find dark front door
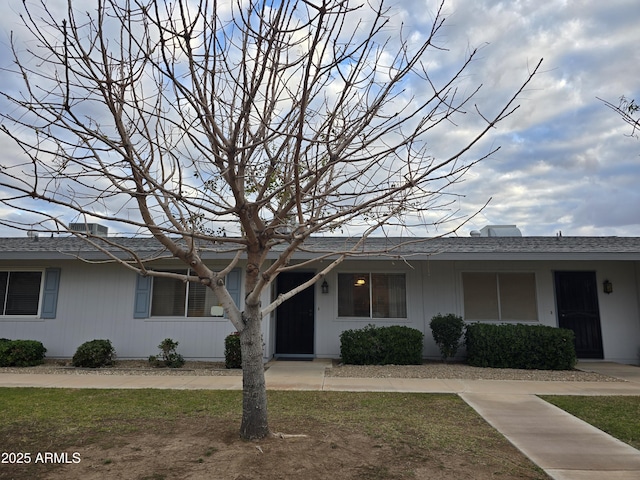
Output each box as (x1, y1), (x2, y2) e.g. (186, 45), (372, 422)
(275, 272), (315, 356)
(554, 271), (604, 359)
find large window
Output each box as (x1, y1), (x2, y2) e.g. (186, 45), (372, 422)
(338, 273), (407, 318)
(462, 272), (538, 321)
(151, 270), (220, 317)
(0, 271), (43, 316)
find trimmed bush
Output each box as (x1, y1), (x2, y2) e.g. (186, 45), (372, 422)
(72, 339), (116, 368)
(0, 339), (46, 367)
(148, 338), (185, 368)
(225, 332), (242, 369)
(465, 323), (577, 370)
(429, 313), (465, 362)
(340, 324), (424, 365)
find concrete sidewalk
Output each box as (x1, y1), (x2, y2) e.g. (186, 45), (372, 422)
(2, 360), (640, 394)
(462, 392), (640, 480)
(2, 360), (640, 480)
(460, 361), (640, 480)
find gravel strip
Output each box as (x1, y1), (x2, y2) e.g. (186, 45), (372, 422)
(0, 360), (242, 376)
(0, 359), (624, 381)
(326, 361), (624, 382)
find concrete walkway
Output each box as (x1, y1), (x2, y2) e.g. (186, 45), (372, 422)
(462, 392), (640, 480)
(2, 360), (640, 480)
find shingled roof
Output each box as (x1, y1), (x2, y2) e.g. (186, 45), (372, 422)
(1, 235), (640, 261)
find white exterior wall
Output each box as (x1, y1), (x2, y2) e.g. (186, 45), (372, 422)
(310, 259), (640, 364)
(596, 260), (640, 364)
(0, 260), (250, 360)
(313, 260), (425, 358)
(2, 257), (639, 364)
(445, 260), (640, 364)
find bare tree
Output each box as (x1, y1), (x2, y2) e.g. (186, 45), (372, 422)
(599, 96), (640, 138)
(0, 0), (540, 439)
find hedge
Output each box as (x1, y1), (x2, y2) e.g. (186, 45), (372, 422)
(465, 323), (576, 370)
(0, 339), (47, 367)
(340, 324), (424, 365)
(72, 339), (116, 368)
(429, 313), (465, 361)
(225, 333), (242, 369)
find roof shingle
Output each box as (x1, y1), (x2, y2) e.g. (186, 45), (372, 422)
(1, 235), (639, 261)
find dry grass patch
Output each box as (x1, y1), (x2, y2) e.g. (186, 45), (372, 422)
(0, 388), (548, 479)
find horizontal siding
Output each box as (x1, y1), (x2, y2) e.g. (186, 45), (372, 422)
(1, 258), (639, 364)
(0, 261), (251, 360)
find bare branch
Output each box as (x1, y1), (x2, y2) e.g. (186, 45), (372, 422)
(598, 96), (640, 138)
(0, 0), (541, 439)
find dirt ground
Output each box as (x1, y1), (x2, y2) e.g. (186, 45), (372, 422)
(4, 418), (546, 480)
(1, 416), (548, 480)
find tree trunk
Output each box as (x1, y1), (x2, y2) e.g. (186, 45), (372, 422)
(239, 305), (270, 440)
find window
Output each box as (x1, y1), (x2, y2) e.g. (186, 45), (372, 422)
(151, 270), (220, 317)
(0, 271), (43, 316)
(338, 273), (407, 318)
(462, 272), (538, 321)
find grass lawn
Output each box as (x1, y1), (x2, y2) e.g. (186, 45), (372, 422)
(541, 395), (640, 450)
(0, 388), (549, 480)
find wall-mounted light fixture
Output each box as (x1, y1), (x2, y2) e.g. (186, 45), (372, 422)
(603, 279), (613, 294)
(355, 277), (366, 286)
(321, 280), (329, 294)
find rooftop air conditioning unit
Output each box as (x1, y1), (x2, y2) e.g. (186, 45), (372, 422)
(69, 223), (109, 237)
(479, 225), (522, 237)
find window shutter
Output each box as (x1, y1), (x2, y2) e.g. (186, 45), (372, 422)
(134, 274), (152, 318)
(41, 268), (61, 319)
(226, 268), (241, 308)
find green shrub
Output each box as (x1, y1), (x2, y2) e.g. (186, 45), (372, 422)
(72, 339), (116, 368)
(429, 313), (465, 362)
(148, 338), (185, 368)
(340, 324), (424, 365)
(0, 338), (10, 362)
(465, 323), (576, 370)
(0, 339), (46, 367)
(225, 332), (241, 369)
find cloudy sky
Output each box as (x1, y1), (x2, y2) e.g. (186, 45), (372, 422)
(0, 0), (638, 238)
(419, 0), (640, 236)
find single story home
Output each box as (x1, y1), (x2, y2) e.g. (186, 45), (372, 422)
(1, 226), (639, 364)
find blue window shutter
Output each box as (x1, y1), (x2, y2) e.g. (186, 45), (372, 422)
(41, 268), (61, 319)
(134, 274), (152, 318)
(226, 268), (241, 308)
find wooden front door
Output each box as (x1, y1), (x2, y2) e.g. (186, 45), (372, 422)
(275, 272), (315, 356)
(554, 271), (604, 359)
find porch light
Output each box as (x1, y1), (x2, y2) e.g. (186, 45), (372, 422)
(603, 279), (613, 294)
(321, 280), (329, 294)
(355, 277), (366, 286)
